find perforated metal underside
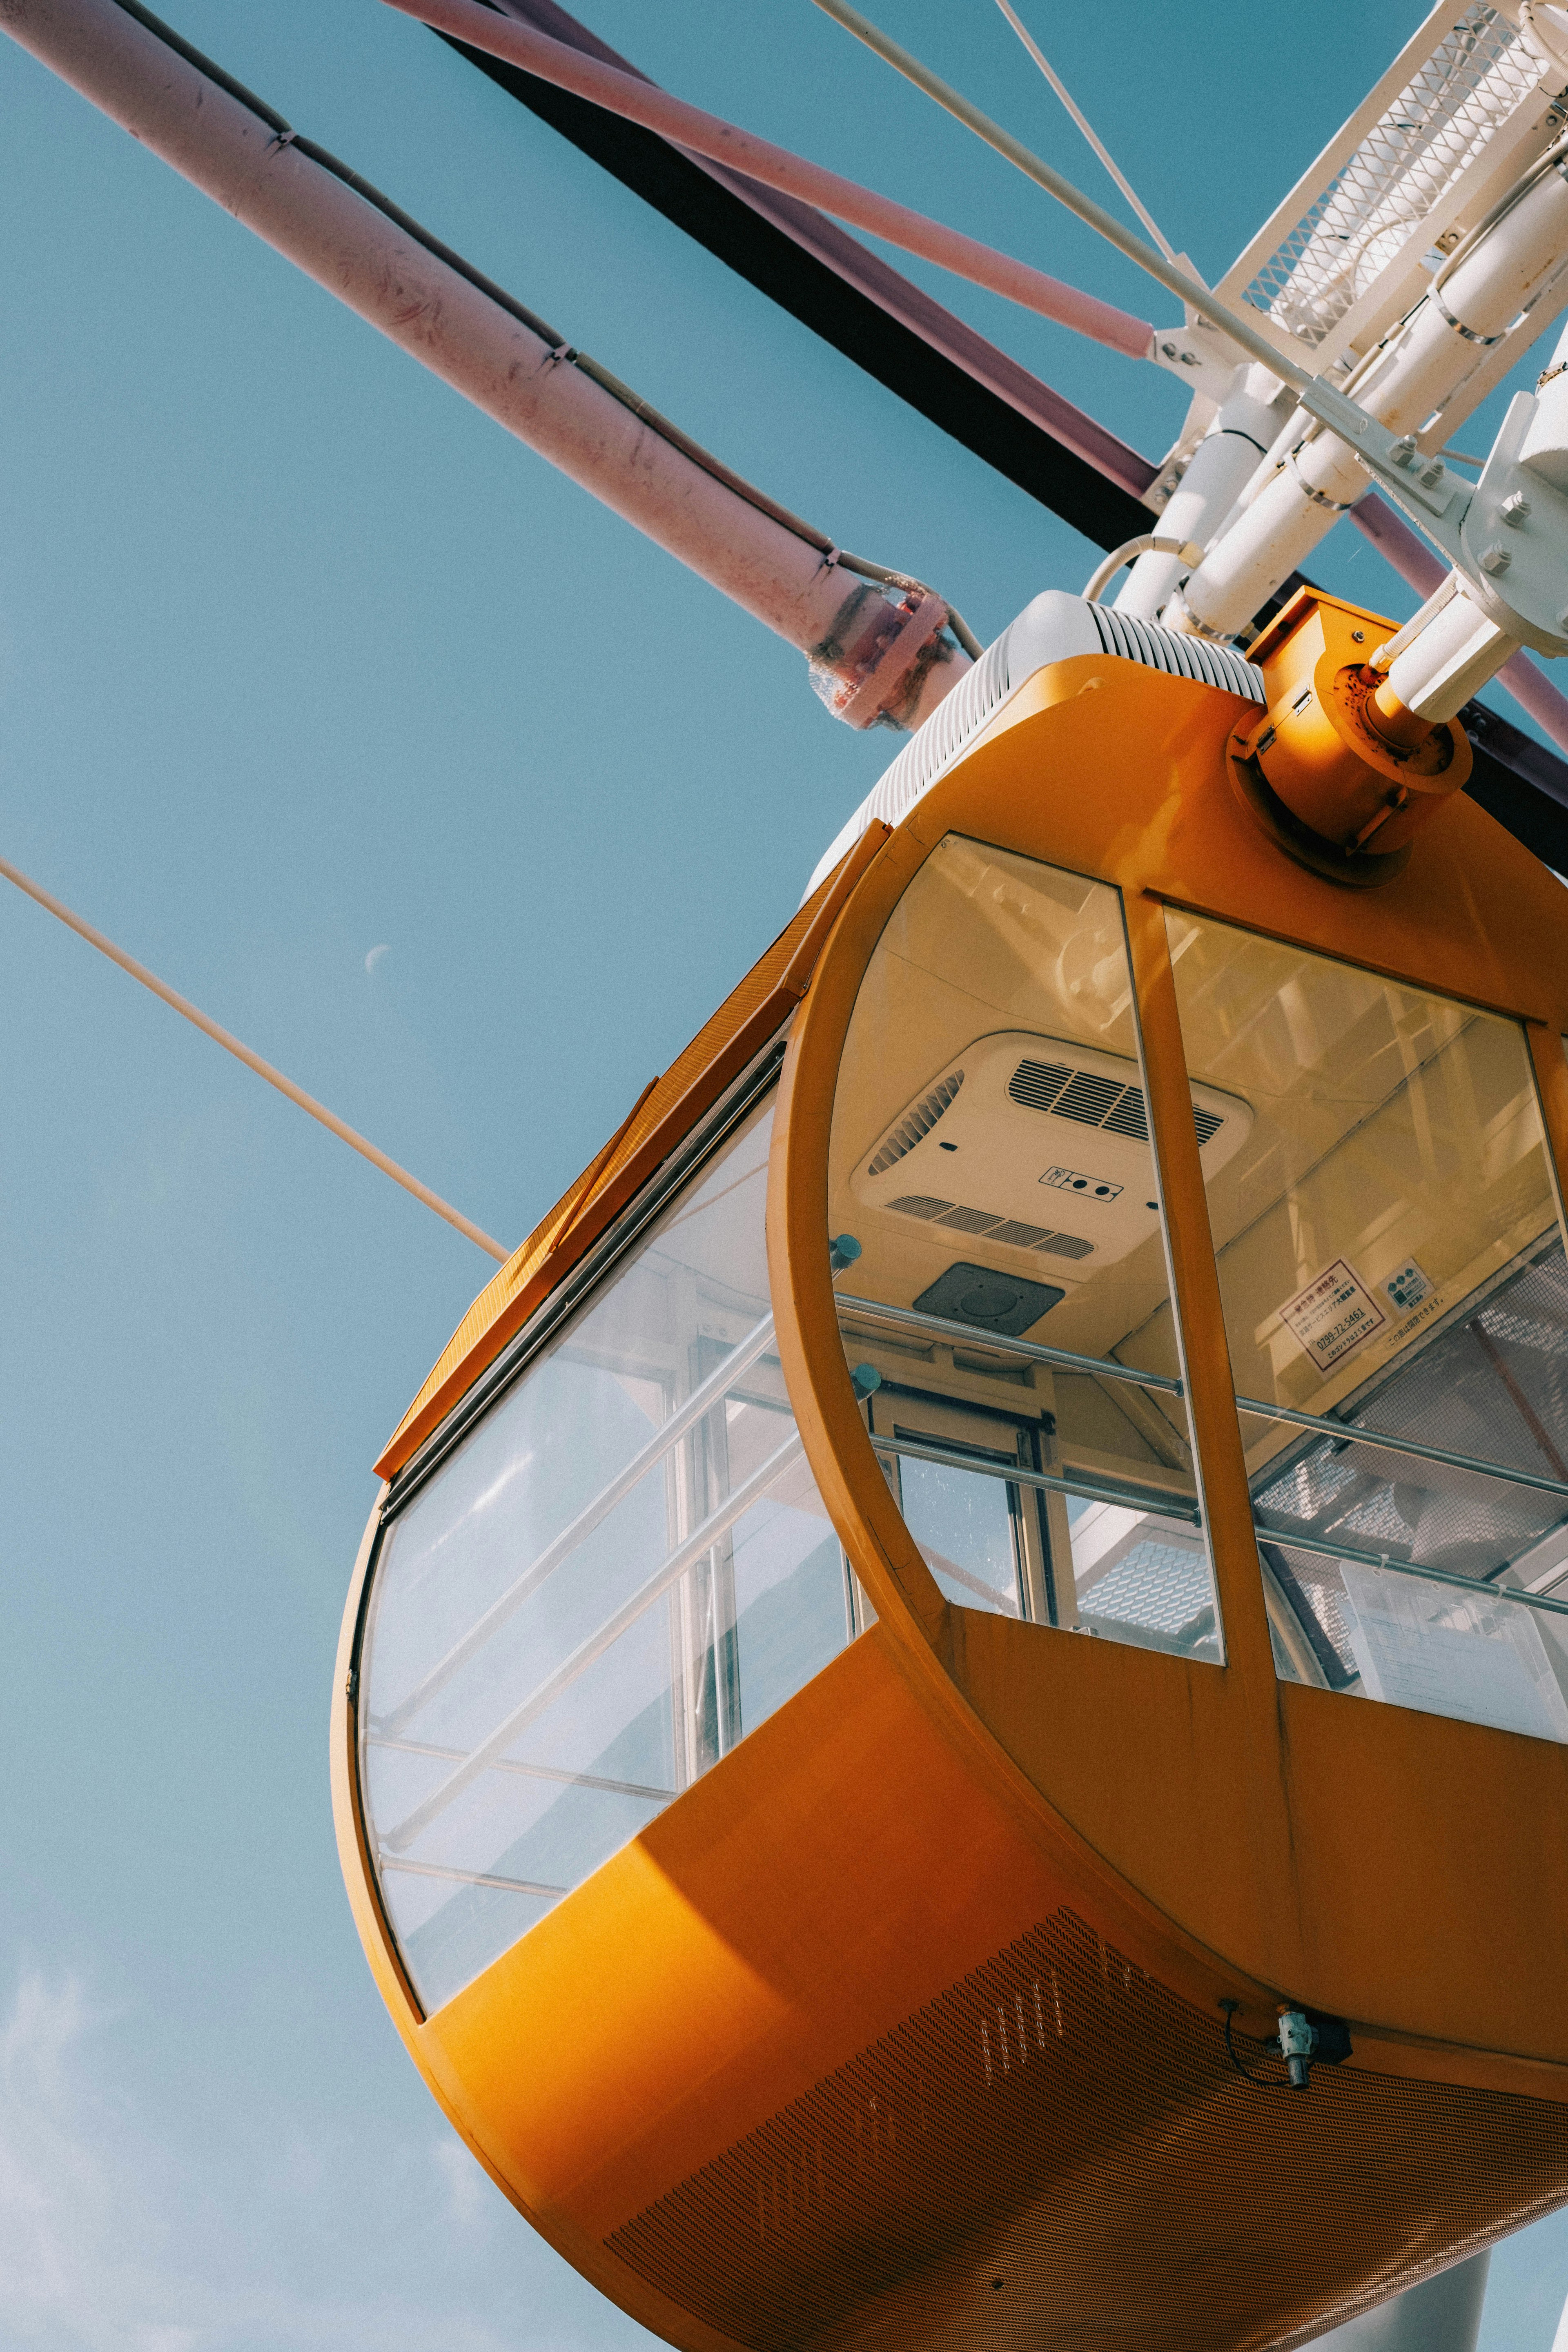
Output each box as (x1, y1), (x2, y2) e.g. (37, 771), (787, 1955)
(607, 1908), (1568, 2352)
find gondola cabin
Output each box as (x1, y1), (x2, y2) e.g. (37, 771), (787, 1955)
(333, 588), (1568, 2352)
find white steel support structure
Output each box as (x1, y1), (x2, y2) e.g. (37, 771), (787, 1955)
(1115, 364), (1293, 619)
(1176, 144), (1568, 643)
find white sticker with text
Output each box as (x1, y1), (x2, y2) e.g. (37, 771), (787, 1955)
(1278, 1258), (1386, 1372)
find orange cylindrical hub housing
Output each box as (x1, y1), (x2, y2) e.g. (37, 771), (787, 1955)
(1233, 588), (1471, 868)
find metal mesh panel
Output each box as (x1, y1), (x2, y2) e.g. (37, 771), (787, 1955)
(1244, 7), (1539, 347)
(1253, 1242), (1568, 1704)
(1079, 1540), (1213, 1638)
(606, 1908), (1568, 2352)
(1253, 1241), (1568, 1585)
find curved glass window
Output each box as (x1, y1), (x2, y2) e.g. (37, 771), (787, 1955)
(827, 836), (1223, 1660)
(357, 1094), (851, 2012)
(1170, 915), (1568, 1742)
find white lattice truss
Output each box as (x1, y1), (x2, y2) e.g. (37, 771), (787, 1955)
(1213, 1), (1568, 437)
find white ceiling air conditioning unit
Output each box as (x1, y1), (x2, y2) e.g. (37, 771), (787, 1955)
(849, 1031), (1252, 1331)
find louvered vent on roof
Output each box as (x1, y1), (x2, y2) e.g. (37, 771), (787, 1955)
(1054, 1071), (1124, 1127)
(1103, 1092), (1150, 1143)
(1008, 1058), (1223, 1151)
(867, 1070), (964, 1176)
(1006, 1060), (1072, 1112)
(1087, 604), (1267, 699)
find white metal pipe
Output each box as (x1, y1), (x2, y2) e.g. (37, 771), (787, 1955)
(1114, 365), (1290, 619)
(1383, 584), (1520, 719)
(1180, 143), (1568, 638)
(1312, 2252), (1490, 2352)
(3, 0), (968, 728)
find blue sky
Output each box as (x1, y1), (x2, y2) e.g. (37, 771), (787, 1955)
(0, 2), (1565, 2345)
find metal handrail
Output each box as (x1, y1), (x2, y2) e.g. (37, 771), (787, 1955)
(368, 1734), (673, 1805)
(872, 1431), (1202, 1525)
(1238, 1393), (1568, 1506)
(1257, 1524), (1568, 1620)
(376, 1853), (567, 1899)
(376, 1306), (778, 1734)
(835, 1294), (1184, 1394)
(385, 1426), (803, 1852)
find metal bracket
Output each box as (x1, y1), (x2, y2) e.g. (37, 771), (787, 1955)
(1457, 390), (1568, 653)
(1298, 378), (1568, 657)
(1147, 263), (1261, 403)
(1149, 318), (1243, 404)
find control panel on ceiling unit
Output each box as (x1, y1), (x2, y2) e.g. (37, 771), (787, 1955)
(851, 1031), (1252, 1288)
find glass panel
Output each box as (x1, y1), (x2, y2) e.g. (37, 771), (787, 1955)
(899, 1453), (1020, 1612)
(1169, 914), (1568, 1742)
(828, 835), (1221, 1662)
(358, 1095), (853, 2012)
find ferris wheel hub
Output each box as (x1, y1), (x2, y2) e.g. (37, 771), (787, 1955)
(1229, 588), (1472, 882)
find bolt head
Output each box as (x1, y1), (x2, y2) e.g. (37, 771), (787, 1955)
(1480, 545), (1512, 574)
(1502, 492), (1532, 525)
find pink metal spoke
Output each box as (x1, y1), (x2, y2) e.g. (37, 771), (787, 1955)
(380, 0), (1155, 361)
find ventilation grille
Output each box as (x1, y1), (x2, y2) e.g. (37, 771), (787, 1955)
(854, 610), (1263, 850)
(606, 1905), (1567, 2352)
(866, 1072), (964, 1176)
(889, 1196), (1093, 1260)
(1242, 6), (1536, 348)
(1009, 1058), (1224, 1153)
(862, 630), (1015, 837)
(1087, 604), (1267, 699)
(1007, 1059), (1072, 1112)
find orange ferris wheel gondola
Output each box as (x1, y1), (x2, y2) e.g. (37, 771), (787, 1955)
(334, 586), (1568, 2351)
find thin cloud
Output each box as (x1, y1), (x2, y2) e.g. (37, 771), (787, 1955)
(0, 1966), (524, 2352)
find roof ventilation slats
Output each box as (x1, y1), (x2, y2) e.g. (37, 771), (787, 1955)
(1009, 1057), (1224, 1151)
(1007, 1059), (1074, 1112)
(1102, 1089), (1151, 1143)
(888, 1194), (1095, 1258)
(1088, 604), (1265, 702)
(861, 629), (1015, 836)
(867, 1070), (964, 1175)
(1052, 1072), (1125, 1127)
